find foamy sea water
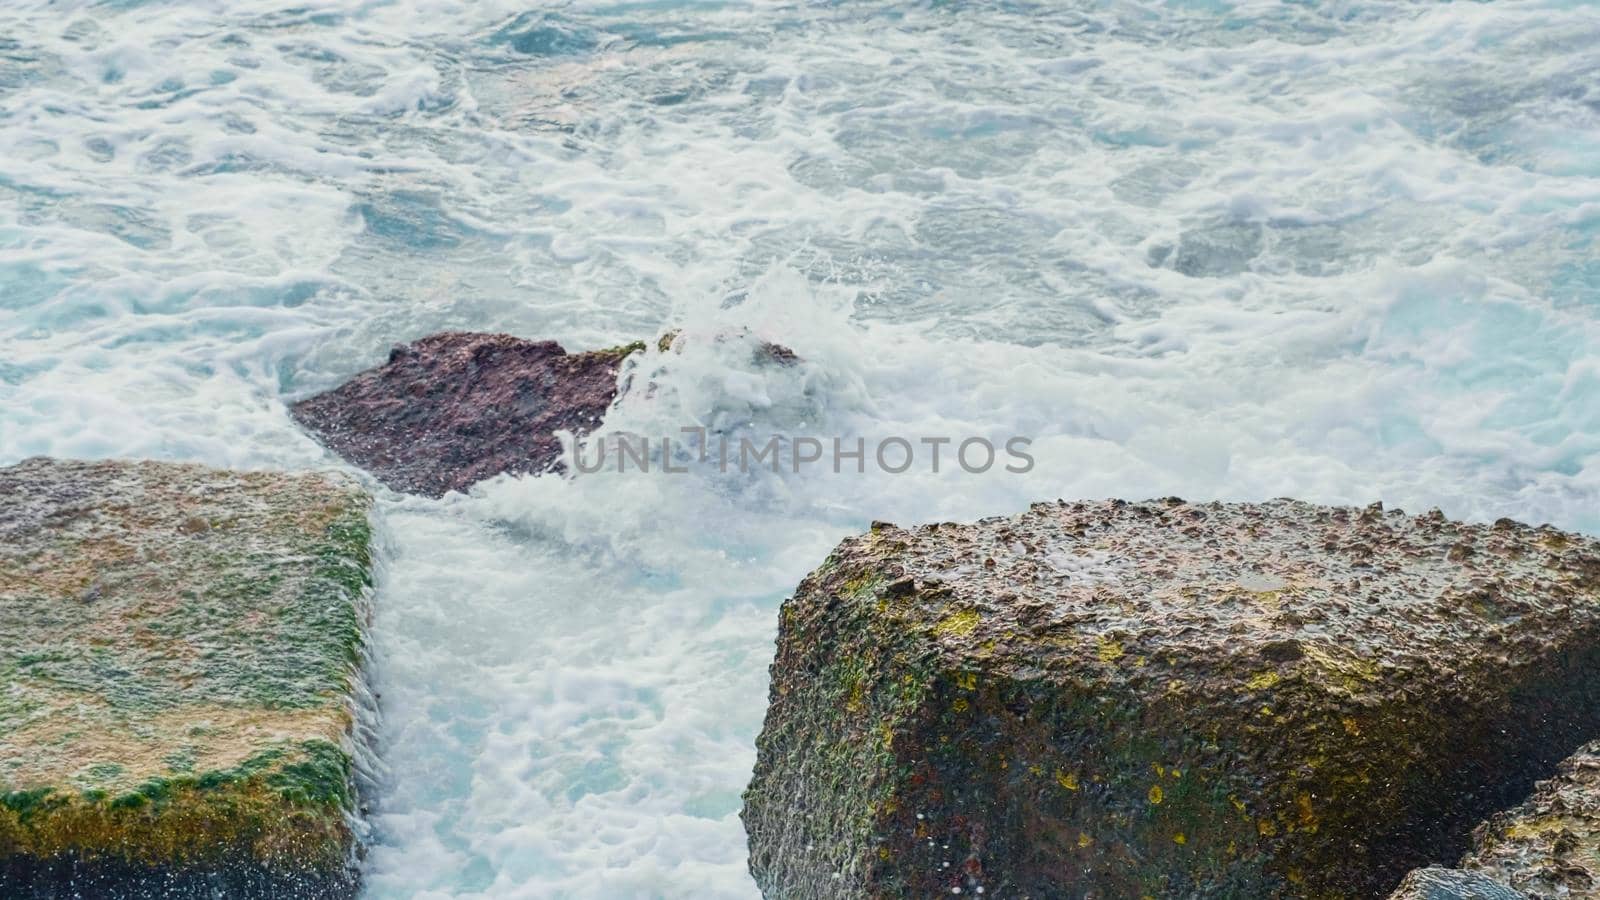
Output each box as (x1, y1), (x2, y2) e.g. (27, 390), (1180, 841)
(3, 1), (1598, 897)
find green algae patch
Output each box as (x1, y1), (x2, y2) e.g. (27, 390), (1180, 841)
(743, 499), (1600, 899)
(580, 339), (648, 365)
(0, 458), (374, 898)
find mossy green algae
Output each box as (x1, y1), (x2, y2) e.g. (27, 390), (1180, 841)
(0, 458), (374, 897)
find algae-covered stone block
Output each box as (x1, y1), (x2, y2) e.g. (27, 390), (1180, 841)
(742, 499), (1600, 898)
(0, 458), (375, 898)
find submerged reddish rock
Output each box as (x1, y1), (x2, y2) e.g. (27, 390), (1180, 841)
(290, 332), (642, 497)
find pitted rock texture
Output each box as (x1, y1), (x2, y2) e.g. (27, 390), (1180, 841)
(742, 498), (1600, 899)
(1387, 741), (1600, 899)
(1453, 741), (1600, 898)
(1388, 868), (1526, 899)
(290, 332), (643, 497)
(0, 458), (374, 899)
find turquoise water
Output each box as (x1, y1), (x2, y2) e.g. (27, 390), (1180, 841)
(2, 1), (1598, 896)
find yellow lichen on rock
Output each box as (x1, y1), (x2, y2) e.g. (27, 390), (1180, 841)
(933, 609), (981, 638)
(1096, 636), (1125, 663)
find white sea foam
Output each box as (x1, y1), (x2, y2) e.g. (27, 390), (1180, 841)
(2, 0), (1598, 897)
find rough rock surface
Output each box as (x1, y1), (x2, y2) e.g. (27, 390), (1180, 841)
(1453, 740), (1600, 898)
(1387, 740), (1600, 899)
(0, 458), (375, 899)
(291, 332), (643, 497)
(1387, 868), (1526, 899)
(742, 498), (1600, 899)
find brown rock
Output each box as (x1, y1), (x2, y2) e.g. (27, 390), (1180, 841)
(290, 332), (643, 497)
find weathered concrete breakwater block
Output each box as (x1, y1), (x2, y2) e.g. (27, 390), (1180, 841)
(290, 332), (644, 498)
(742, 498), (1600, 898)
(1391, 741), (1600, 899)
(0, 458), (375, 899)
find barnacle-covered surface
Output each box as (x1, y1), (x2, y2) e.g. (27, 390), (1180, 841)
(0, 457), (374, 898)
(742, 498), (1600, 899)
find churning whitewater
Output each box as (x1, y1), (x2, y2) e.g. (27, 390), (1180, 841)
(2, 0), (1598, 897)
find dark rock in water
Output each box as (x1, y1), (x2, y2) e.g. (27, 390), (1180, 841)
(741, 499), (1600, 899)
(1388, 868), (1526, 899)
(292, 329), (800, 496)
(290, 332), (643, 497)
(0, 458), (375, 899)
